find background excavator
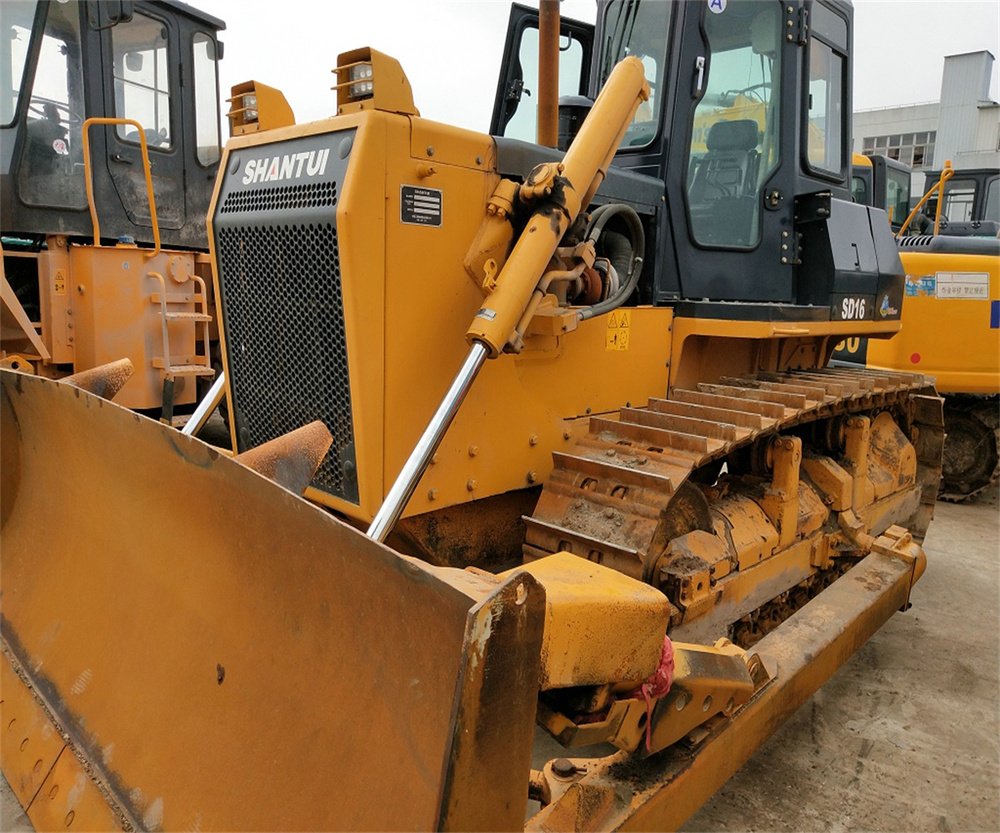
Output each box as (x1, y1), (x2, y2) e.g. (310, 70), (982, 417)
(916, 165), (999, 238)
(1, 1), (944, 830)
(840, 154), (999, 499)
(0, 0), (225, 420)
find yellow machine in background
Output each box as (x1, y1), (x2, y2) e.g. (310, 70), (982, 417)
(2, 1), (944, 830)
(0, 1), (225, 418)
(841, 158), (1000, 498)
(869, 242), (999, 499)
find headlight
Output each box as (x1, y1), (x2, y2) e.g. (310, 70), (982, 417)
(348, 63), (374, 99)
(242, 94), (258, 121)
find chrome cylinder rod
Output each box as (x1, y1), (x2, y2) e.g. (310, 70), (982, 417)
(181, 371), (226, 437)
(367, 342), (488, 542)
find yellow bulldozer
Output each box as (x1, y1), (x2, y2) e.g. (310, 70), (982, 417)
(1, 1), (945, 830)
(0, 0), (225, 421)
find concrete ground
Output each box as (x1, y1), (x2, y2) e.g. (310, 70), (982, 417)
(0, 775), (30, 832)
(2, 488), (997, 831)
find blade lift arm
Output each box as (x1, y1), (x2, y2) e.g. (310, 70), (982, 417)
(366, 57), (650, 542)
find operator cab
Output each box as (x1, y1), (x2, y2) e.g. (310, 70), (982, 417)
(918, 168), (1000, 237)
(852, 153), (911, 233)
(491, 0), (903, 324)
(0, 0), (225, 249)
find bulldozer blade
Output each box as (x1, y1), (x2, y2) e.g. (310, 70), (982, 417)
(63, 359), (135, 401)
(0, 369), (545, 832)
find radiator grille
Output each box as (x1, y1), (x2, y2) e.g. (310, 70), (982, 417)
(219, 182), (338, 215)
(217, 220), (358, 503)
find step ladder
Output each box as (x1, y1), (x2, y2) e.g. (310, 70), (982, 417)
(150, 271), (214, 425)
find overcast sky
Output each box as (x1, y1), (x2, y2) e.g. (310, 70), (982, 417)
(196, 0), (1000, 132)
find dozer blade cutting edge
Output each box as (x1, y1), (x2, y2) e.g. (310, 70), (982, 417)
(0, 368), (925, 832)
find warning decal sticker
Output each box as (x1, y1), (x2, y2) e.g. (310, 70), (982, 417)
(606, 309), (631, 351)
(934, 272), (989, 299)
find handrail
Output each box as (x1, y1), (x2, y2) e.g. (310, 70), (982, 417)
(82, 117), (160, 258)
(897, 160), (954, 238)
(932, 163), (954, 236)
(150, 272), (172, 370)
(190, 273), (212, 370)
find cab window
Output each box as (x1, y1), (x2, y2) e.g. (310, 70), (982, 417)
(1, 1), (36, 127)
(113, 12), (171, 149)
(983, 177), (998, 223)
(192, 32), (220, 166)
(940, 180), (976, 223)
(16, 0), (87, 208)
(503, 27), (586, 144)
(884, 166), (910, 227)
(685, 1), (781, 248)
(599, 0), (671, 149)
(851, 175), (869, 205)
(805, 2), (848, 177)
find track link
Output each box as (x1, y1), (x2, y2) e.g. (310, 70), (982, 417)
(525, 367), (944, 634)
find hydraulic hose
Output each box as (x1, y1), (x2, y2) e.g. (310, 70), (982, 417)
(579, 203), (645, 321)
(466, 56), (650, 357)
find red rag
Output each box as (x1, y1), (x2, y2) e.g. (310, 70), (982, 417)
(629, 635), (674, 752)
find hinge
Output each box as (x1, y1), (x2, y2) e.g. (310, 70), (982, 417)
(785, 3), (808, 46)
(779, 230), (802, 266)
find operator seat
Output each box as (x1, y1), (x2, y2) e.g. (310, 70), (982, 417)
(687, 118), (761, 246)
(688, 119), (760, 201)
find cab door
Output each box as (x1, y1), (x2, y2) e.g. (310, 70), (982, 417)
(665, 0), (800, 304)
(99, 4), (188, 233)
(490, 3), (594, 142)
